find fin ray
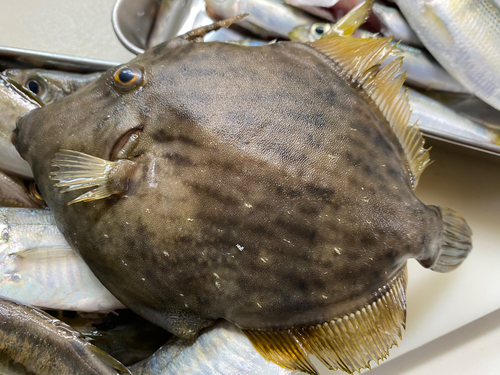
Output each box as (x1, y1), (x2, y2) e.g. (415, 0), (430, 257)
(243, 265), (408, 374)
(310, 36), (430, 187)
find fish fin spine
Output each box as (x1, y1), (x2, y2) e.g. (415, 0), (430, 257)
(421, 206), (472, 273)
(243, 265), (407, 374)
(324, 0), (375, 38)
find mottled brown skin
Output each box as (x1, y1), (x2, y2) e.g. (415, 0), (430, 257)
(13, 40), (443, 338)
(0, 298), (124, 374)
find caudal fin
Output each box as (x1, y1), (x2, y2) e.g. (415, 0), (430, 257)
(423, 206), (472, 273)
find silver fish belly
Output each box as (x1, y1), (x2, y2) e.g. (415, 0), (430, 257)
(0, 207), (125, 312)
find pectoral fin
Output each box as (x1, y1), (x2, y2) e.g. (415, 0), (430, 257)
(50, 149), (135, 205)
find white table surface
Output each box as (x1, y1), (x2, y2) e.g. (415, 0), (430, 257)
(1, 1), (499, 374)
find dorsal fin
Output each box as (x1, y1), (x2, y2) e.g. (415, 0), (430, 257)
(310, 36), (430, 187)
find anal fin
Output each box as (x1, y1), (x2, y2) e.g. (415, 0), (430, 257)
(243, 265), (408, 374)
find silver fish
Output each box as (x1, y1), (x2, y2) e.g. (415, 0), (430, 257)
(408, 88), (500, 145)
(147, 0), (199, 49)
(288, 3), (466, 93)
(0, 297), (131, 375)
(0, 74), (40, 178)
(131, 320), (299, 375)
(0, 207), (125, 312)
(3, 68), (102, 105)
(0, 171), (42, 208)
(372, 3), (423, 47)
(205, 0), (321, 39)
(395, 0), (500, 111)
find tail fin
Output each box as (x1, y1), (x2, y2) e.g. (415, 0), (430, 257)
(422, 206), (472, 273)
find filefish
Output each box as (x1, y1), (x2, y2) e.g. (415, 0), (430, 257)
(0, 297), (131, 375)
(131, 320), (299, 375)
(0, 207), (126, 312)
(13, 17), (472, 374)
(395, 0), (500, 111)
(3, 68), (102, 105)
(0, 74), (41, 178)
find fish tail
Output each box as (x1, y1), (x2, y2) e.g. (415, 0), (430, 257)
(421, 206), (472, 273)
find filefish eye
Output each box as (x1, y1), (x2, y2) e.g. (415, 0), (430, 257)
(113, 66), (144, 92)
(315, 26), (324, 35)
(1, 228), (8, 241)
(25, 78), (46, 99)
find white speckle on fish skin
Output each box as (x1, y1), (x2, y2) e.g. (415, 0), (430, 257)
(362, 198), (369, 203)
(215, 281), (221, 289)
(185, 303), (189, 308)
(334, 247), (342, 255)
(213, 273), (219, 279)
(187, 218), (194, 222)
(236, 244), (244, 251)
(125, 222), (129, 225)
(381, 164), (386, 167)
(257, 303), (262, 308)
(361, 187), (364, 190)
(103, 234), (108, 238)
(121, 260), (128, 266)
(148, 159), (158, 188)
(146, 208), (151, 213)
(180, 293), (184, 297)
(141, 278), (146, 281)
(322, 295), (328, 299)
(369, 257), (373, 261)
(244, 203), (253, 208)
(283, 239), (292, 245)
(163, 251), (169, 256)
(366, 221), (372, 224)
(393, 186), (398, 190)
(260, 257), (268, 263)
(350, 128), (358, 131)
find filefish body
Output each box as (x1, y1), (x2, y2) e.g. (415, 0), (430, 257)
(0, 207), (125, 312)
(0, 297), (130, 375)
(0, 75), (40, 178)
(3, 69), (102, 105)
(13, 19), (472, 374)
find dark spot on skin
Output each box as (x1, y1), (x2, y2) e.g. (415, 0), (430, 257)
(189, 183), (239, 207)
(315, 89), (337, 106)
(363, 164), (373, 176)
(360, 236), (376, 246)
(164, 152), (193, 166)
(151, 129), (199, 147)
(276, 185), (302, 199)
(305, 184), (335, 201)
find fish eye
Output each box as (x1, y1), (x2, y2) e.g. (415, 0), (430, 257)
(25, 78), (46, 99)
(315, 26), (325, 35)
(113, 65), (144, 92)
(1, 228), (8, 241)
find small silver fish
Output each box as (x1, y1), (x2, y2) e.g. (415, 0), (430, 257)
(3, 68), (102, 105)
(395, 0), (500, 111)
(205, 0), (321, 39)
(408, 89), (500, 146)
(0, 207), (125, 312)
(0, 297), (131, 375)
(0, 74), (41, 178)
(131, 320), (299, 375)
(371, 3), (422, 47)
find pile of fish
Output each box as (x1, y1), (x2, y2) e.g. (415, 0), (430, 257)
(2, 0), (495, 373)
